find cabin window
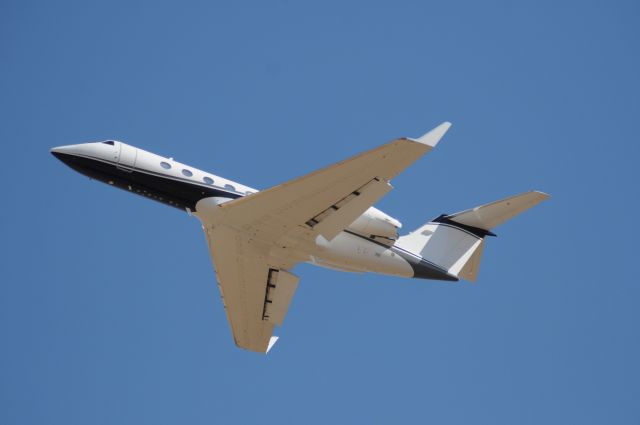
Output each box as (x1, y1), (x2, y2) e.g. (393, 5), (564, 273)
(224, 184), (236, 192)
(102, 141), (115, 145)
(203, 176), (214, 185)
(245, 191), (255, 195)
(182, 169), (193, 177)
(160, 161), (171, 169)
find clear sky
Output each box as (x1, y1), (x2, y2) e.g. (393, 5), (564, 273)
(1, 1), (639, 424)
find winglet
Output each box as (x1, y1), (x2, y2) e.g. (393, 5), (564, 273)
(266, 336), (279, 354)
(409, 121), (452, 147)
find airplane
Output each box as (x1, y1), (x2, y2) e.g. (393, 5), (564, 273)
(51, 122), (549, 353)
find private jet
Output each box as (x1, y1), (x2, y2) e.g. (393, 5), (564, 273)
(51, 122), (549, 353)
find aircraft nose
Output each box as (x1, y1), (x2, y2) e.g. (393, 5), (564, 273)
(50, 145), (82, 167)
(50, 145), (75, 157)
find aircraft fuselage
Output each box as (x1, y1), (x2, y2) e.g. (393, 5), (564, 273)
(51, 140), (458, 281)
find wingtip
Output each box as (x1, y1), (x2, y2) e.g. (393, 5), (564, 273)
(266, 336), (279, 353)
(410, 121), (452, 147)
(532, 190), (551, 200)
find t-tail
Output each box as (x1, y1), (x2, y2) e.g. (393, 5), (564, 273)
(395, 191), (550, 282)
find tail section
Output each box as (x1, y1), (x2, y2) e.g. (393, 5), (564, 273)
(396, 191), (549, 282)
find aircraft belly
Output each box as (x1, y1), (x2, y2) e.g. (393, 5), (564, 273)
(311, 231), (413, 277)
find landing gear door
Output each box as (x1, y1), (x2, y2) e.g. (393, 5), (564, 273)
(117, 142), (137, 172)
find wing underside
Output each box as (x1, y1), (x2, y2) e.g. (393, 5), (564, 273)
(203, 225), (298, 353)
(197, 123), (452, 352)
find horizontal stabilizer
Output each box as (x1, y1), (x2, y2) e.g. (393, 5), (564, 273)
(446, 191), (550, 231)
(397, 190), (549, 282)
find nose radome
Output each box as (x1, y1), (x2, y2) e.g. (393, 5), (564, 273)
(50, 145), (77, 162)
(51, 142), (108, 158)
(50, 144), (79, 156)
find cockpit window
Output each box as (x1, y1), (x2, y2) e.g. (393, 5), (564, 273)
(102, 141), (115, 145)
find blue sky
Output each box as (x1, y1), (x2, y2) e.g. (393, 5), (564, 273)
(1, 1), (639, 424)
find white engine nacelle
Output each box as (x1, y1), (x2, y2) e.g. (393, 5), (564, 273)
(346, 207), (402, 242)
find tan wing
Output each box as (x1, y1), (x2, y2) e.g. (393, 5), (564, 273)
(203, 225), (299, 353)
(197, 123), (451, 353)
(204, 122), (451, 245)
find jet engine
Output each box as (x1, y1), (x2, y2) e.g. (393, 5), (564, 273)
(346, 207), (402, 244)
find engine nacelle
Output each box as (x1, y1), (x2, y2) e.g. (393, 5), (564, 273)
(346, 207), (402, 243)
